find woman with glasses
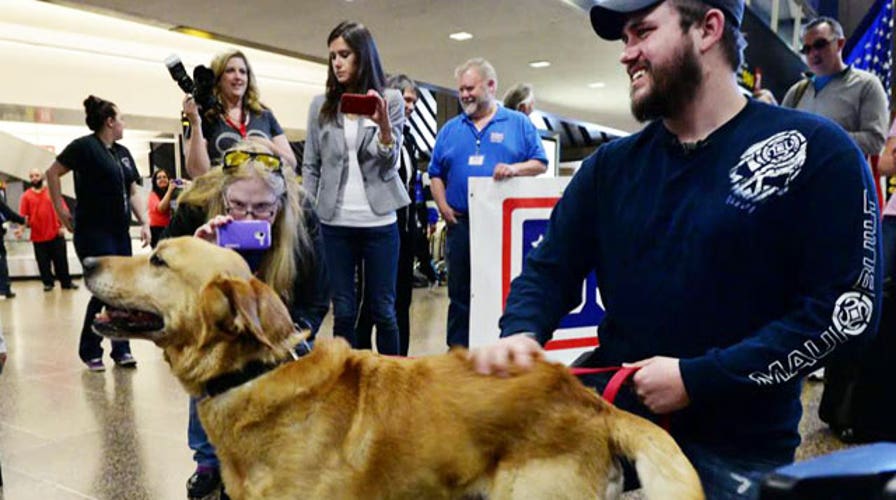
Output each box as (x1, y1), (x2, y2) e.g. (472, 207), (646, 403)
(164, 142), (329, 500)
(303, 21), (409, 355)
(46, 95), (149, 372)
(181, 49), (297, 178)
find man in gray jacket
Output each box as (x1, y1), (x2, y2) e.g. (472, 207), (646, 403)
(782, 16), (888, 157)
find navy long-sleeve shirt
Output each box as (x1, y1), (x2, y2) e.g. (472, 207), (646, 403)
(500, 100), (881, 456)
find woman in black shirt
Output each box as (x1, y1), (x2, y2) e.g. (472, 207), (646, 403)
(46, 95), (150, 372)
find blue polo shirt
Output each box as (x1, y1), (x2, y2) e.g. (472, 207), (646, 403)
(500, 100), (881, 456)
(429, 106), (547, 213)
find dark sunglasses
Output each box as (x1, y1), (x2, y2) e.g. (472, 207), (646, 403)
(222, 150), (282, 171)
(800, 37), (836, 55)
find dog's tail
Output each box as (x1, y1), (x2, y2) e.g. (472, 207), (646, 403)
(606, 407), (704, 500)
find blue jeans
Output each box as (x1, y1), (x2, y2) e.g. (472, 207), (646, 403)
(445, 217), (470, 348)
(321, 223), (400, 355)
(577, 371), (790, 499)
(882, 216), (896, 278)
(0, 239), (11, 294)
(188, 396), (219, 468)
(74, 228), (132, 362)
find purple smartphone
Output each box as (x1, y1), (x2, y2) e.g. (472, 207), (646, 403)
(216, 220), (272, 250)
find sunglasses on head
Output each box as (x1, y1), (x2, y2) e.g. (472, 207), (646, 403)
(800, 37), (836, 55)
(222, 150), (282, 171)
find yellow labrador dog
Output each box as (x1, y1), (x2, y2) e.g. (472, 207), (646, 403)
(84, 237), (702, 500)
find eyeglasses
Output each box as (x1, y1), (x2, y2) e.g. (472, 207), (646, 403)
(222, 196), (279, 220)
(222, 150), (282, 171)
(800, 37), (836, 55)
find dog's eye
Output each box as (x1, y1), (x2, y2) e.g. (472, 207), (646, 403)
(150, 254), (167, 267)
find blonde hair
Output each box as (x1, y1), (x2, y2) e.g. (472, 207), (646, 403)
(206, 50), (266, 122)
(178, 141), (311, 304)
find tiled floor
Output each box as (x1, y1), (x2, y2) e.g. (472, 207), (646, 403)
(0, 279), (844, 499)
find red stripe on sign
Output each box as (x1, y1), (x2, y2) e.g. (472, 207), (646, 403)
(501, 197), (560, 309)
(544, 337), (599, 350)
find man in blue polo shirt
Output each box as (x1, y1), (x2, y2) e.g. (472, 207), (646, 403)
(471, 0), (880, 498)
(429, 57), (547, 348)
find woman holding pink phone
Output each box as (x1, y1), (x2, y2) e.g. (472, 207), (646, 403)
(302, 21), (409, 355)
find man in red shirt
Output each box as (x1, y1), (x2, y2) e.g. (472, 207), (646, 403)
(18, 168), (77, 291)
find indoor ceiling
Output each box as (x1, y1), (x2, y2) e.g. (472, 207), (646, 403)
(54, 0), (642, 132)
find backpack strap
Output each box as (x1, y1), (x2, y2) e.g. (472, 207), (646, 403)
(792, 78), (812, 107)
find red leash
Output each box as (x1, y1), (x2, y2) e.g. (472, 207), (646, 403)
(569, 366), (671, 431)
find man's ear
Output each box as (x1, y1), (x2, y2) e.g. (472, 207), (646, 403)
(199, 275), (277, 350)
(697, 8), (726, 54)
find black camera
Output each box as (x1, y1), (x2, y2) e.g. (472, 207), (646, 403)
(165, 54), (217, 113)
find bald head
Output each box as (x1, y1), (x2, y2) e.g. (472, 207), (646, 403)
(28, 169), (43, 185)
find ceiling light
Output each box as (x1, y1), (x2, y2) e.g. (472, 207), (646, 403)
(449, 32), (473, 41)
(587, 82), (606, 88)
(528, 60), (551, 68)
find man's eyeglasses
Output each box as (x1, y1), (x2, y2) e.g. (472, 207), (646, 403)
(222, 196), (279, 220)
(800, 37), (836, 55)
(222, 150), (282, 171)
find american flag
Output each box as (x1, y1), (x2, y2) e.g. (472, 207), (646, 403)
(845, 0), (893, 100)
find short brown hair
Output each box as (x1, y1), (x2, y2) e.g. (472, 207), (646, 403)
(671, 0), (746, 70)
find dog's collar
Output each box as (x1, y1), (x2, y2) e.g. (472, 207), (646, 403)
(201, 339), (311, 399)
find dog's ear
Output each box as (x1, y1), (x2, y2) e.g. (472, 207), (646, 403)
(249, 277), (298, 339)
(199, 275), (290, 350)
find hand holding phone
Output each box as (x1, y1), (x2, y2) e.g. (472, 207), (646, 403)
(216, 220), (272, 250)
(340, 93), (379, 116)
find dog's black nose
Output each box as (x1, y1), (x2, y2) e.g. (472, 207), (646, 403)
(82, 257), (99, 277)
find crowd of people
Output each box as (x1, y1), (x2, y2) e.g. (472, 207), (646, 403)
(1, 1), (894, 498)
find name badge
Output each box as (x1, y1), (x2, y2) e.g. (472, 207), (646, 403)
(490, 132), (505, 143)
(468, 155), (485, 166)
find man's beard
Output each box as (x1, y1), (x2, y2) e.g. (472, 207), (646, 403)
(631, 38), (703, 122)
(30, 180), (43, 189)
(461, 94), (489, 117)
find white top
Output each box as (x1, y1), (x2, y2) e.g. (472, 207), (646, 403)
(329, 116), (396, 227)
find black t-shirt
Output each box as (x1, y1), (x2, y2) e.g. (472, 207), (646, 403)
(56, 134), (140, 232)
(202, 109), (284, 166)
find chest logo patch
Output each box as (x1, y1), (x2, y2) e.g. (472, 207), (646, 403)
(728, 130), (807, 209)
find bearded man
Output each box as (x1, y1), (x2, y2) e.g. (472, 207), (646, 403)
(471, 1), (881, 497)
(18, 168), (77, 291)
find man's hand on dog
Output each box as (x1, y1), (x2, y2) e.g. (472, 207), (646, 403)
(194, 214), (235, 242)
(470, 334), (543, 377)
(624, 356), (690, 414)
(473, 338), (690, 414)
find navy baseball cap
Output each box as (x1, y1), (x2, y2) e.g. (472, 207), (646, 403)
(590, 0), (744, 40)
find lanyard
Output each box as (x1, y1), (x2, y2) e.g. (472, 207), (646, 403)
(224, 113), (247, 138)
(105, 144), (129, 214)
(468, 123), (486, 154)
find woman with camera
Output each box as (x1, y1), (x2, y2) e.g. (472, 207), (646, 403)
(302, 21), (409, 356)
(181, 49), (296, 178)
(164, 141), (329, 499)
(46, 95), (149, 372)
